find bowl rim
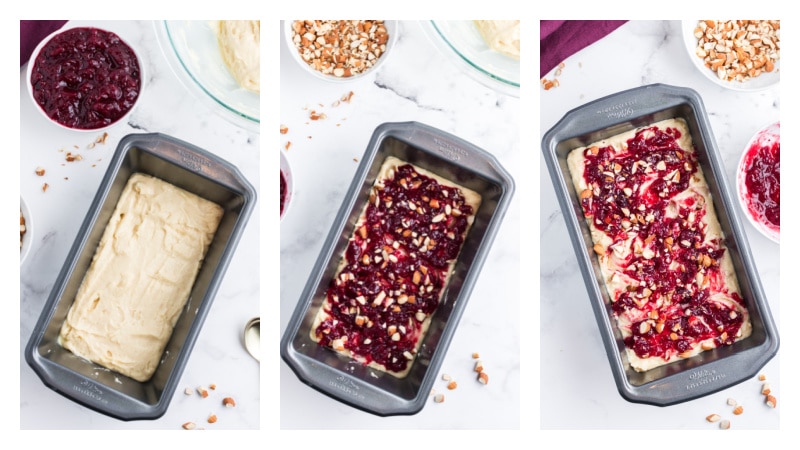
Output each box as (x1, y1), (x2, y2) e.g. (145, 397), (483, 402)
(20, 196), (33, 265)
(736, 120), (780, 244)
(283, 20), (397, 83)
(26, 24), (145, 132)
(681, 20), (780, 92)
(280, 149), (294, 221)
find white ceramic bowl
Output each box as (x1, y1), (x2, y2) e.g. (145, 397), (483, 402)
(280, 150), (294, 221)
(422, 20), (520, 97)
(20, 196), (33, 265)
(682, 20), (780, 92)
(283, 20), (397, 83)
(736, 121), (780, 243)
(157, 20), (259, 133)
(26, 25), (144, 132)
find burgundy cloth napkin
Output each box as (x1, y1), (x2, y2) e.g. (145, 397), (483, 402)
(540, 20), (628, 78)
(20, 20), (68, 66)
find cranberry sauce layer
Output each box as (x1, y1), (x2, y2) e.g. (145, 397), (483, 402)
(312, 158), (478, 375)
(743, 140), (780, 230)
(572, 120), (749, 370)
(30, 27), (141, 130)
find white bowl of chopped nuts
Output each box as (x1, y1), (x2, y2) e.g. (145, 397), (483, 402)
(20, 196), (33, 265)
(284, 20), (397, 82)
(682, 20), (780, 92)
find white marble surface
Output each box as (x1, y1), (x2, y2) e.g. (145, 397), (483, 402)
(18, 20), (260, 430)
(279, 20), (521, 429)
(539, 20), (780, 430)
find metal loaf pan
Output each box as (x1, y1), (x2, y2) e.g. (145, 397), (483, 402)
(541, 84), (779, 406)
(281, 121), (515, 416)
(25, 133), (257, 420)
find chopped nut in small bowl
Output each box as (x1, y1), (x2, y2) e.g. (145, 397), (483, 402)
(283, 20), (397, 83)
(682, 20), (780, 92)
(20, 196), (33, 265)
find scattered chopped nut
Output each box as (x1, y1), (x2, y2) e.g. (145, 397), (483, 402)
(207, 414), (217, 424)
(542, 62), (565, 90)
(42, 183), (49, 192)
(446, 380), (457, 390)
(182, 422), (196, 430)
(223, 397), (236, 407)
(65, 152), (83, 162)
(706, 413), (721, 423)
(433, 393), (445, 403)
(290, 20), (389, 78)
(472, 352), (480, 359)
(197, 386), (209, 398)
(280, 124), (289, 134)
(733, 405), (744, 415)
(541, 77), (560, 90)
(761, 383), (771, 395)
(441, 373), (451, 382)
(758, 374), (767, 381)
(184, 387), (193, 395)
(35, 167), (45, 176)
(209, 384), (216, 390)
(474, 360), (484, 373)
(309, 110), (327, 120)
(285, 141), (292, 151)
(478, 372), (489, 385)
(727, 398), (737, 406)
(719, 419), (731, 430)
(766, 394), (777, 408)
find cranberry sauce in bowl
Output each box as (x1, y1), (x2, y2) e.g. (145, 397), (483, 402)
(280, 170), (287, 216)
(737, 122), (779, 243)
(280, 150), (293, 220)
(28, 26), (142, 131)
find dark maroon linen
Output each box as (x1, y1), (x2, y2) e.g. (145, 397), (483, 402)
(540, 20), (628, 78)
(21, 20), (68, 66)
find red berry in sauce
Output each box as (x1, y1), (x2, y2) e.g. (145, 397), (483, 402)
(30, 27), (141, 130)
